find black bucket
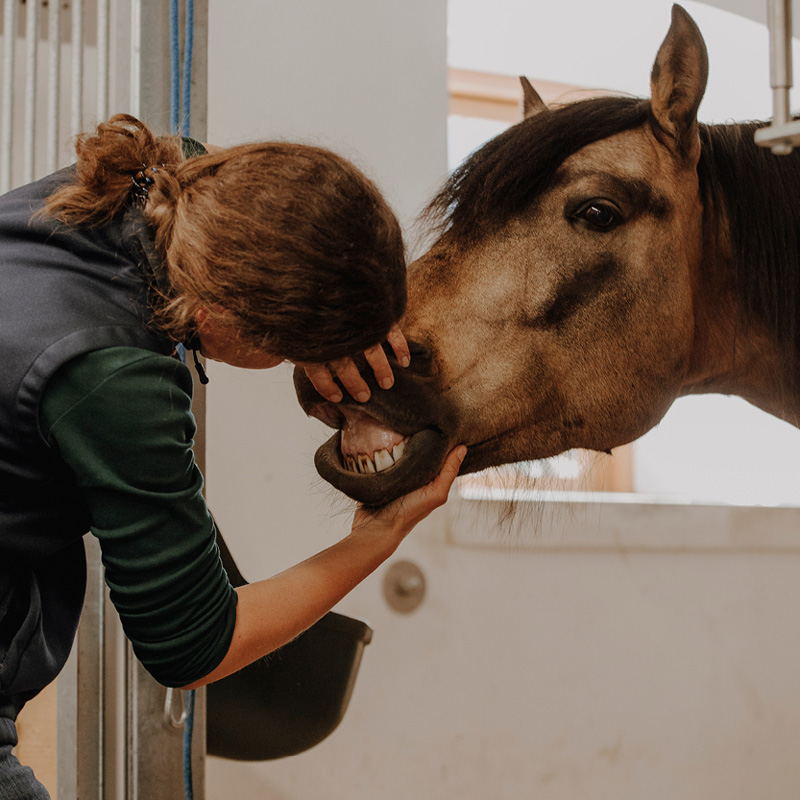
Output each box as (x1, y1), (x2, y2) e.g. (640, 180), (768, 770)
(206, 529), (373, 760)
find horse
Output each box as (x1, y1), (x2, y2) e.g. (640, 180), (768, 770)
(294, 4), (800, 507)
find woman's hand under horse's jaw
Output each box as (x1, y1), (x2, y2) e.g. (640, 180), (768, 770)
(301, 324), (411, 404)
(351, 444), (467, 537)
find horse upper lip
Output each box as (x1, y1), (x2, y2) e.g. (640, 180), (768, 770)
(294, 361), (452, 437)
(310, 396), (432, 440)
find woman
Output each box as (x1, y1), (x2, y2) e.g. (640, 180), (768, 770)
(0, 115), (465, 798)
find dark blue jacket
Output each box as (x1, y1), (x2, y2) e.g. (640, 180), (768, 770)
(0, 170), (173, 742)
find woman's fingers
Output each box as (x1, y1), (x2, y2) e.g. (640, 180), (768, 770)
(364, 325), (411, 391)
(303, 358), (371, 403)
(386, 324), (411, 367)
(364, 343), (394, 390)
(303, 362), (343, 403)
(431, 445), (467, 495)
(304, 326), (411, 403)
(328, 357), (371, 403)
(411, 445), (467, 513)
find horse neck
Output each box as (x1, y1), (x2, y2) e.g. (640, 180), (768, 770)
(685, 225), (797, 425)
(685, 125), (800, 426)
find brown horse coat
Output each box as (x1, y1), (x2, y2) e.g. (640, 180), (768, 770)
(295, 5), (800, 506)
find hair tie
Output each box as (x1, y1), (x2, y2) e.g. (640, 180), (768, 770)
(130, 163), (167, 206)
(131, 163), (153, 206)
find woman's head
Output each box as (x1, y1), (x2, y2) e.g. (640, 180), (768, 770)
(45, 115), (407, 364)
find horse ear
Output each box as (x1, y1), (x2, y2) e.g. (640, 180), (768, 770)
(649, 4), (708, 164)
(519, 76), (549, 119)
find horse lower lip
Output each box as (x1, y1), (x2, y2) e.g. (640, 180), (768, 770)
(314, 427), (451, 506)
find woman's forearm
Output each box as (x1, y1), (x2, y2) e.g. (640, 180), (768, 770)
(180, 523), (399, 689)
(180, 444), (466, 690)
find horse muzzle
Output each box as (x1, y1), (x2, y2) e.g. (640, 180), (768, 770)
(292, 343), (457, 506)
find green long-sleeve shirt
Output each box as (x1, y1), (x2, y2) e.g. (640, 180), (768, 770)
(40, 346), (237, 687)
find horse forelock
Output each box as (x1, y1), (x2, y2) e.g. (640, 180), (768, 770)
(424, 95), (652, 242)
(698, 121), (800, 387)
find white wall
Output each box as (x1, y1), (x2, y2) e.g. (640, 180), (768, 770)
(203, 2), (800, 798)
(203, 0), (454, 793)
(203, 0), (447, 573)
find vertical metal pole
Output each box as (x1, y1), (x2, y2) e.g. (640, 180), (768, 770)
(47, 0), (62, 173)
(23, 0), (37, 184)
(126, 7), (209, 794)
(71, 0), (83, 136)
(130, 0), (173, 132)
(1, 0), (17, 193)
(129, 0), (141, 118)
(57, 537), (105, 800)
(126, 658), (205, 800)
(767, 0), (794, 154)
(97, 0), (110, 122)
(188, 0), (207, 138)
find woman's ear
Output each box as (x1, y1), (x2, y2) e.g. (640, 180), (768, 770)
(194, 304), (230, 330)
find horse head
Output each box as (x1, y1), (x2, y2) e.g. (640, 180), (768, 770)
(295, 5), (794, 505)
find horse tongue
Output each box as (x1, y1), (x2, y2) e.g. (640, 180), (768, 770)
(339, 405), (404, 457)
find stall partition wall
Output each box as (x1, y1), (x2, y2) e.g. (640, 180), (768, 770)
(0, 2), (209, 798)
(0, 0), (207, 190)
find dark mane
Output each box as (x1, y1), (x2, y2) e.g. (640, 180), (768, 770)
(698, 121), (800, 375)
(426, 95), (651, 239)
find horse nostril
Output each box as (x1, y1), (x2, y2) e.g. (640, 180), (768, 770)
(406, 340), (431, 358)
(403, 340), (434, 376)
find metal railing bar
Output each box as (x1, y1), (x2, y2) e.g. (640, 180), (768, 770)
(47, 0), (62, 173)
(97, 0), (109, 123)
(23, 0), (38, 184)
(1, 0), (17, 193)
(130, 0), (142, 117)
(71, 0), (83, 136)
(757, 0), (796, 154)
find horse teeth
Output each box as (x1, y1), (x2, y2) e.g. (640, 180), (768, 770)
(343, 440), (409, 474)
(392, 441), (406, 462)
(357, 454), (376, 473)
(374, 448), (394, 472)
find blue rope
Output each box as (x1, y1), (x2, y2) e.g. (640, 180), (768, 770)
(171, 8), (195, 796)
(169, 0), (180, 133)
(169, 0), (194, 136)
(183, 689), (196, 800)
(182, 0), (194, 137)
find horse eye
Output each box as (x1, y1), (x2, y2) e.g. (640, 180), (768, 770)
(577, 202), (619, 230)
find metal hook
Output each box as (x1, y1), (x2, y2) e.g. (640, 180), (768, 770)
(164, 687), (187, 729)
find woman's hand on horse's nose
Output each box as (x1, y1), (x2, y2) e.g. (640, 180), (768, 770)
(364, 324), (411, 391)
(385, 324), (411, 368)
(303, 358), (365, 403)
(302, 324), (411, 403)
